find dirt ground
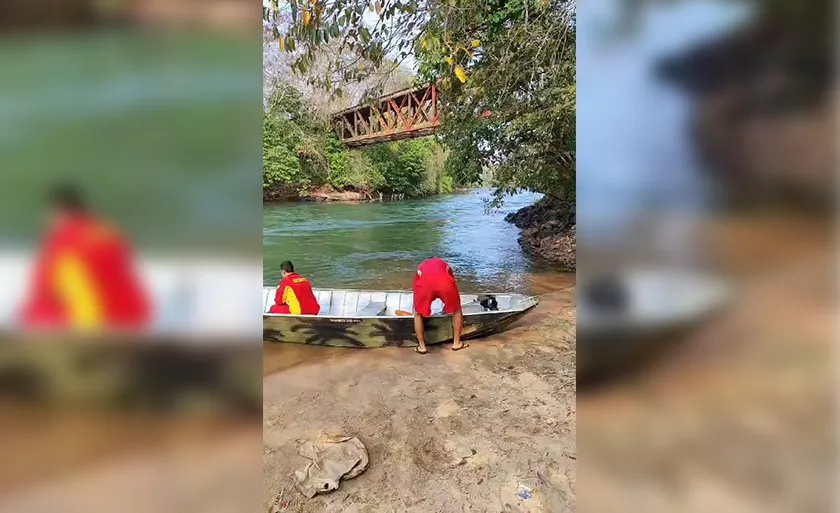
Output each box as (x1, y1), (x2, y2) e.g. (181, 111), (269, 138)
(0, 414), (263, 513)
(577, 213), (835, 513)
(263, 278), (576, 513)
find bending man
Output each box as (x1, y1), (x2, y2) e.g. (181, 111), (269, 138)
(412, 257), (466, 354)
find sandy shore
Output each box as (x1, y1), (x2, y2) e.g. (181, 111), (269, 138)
(576, 214), (834, 512)
(0, 414), (262, 513)
(263, 280), (576, 512)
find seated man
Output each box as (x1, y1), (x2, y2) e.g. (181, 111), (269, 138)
(412, 257), (465, 354)
(19, 183), (152, 332)
(269, 261), (320, 315)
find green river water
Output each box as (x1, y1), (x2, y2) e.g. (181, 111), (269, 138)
(0, 33), (260, 253)
(263, 189), (562, 293)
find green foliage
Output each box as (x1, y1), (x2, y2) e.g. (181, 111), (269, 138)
(324, 135), (350, 188)
(423, 142), (453, 195)
(265, 0), (431, 100)
(346, 151), (387, 192)
(364, 140), (428, 196)
(358, 139), (452, 196)
(262, 111), (303, 191)
(421, 1), (576, 205)
(272, 0), (576, 206)
(325, 136), (388, 193)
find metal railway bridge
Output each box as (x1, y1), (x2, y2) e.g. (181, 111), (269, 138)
(332, 84), (440, 147)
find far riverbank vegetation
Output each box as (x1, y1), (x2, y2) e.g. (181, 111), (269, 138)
(263, 84), (453, 202)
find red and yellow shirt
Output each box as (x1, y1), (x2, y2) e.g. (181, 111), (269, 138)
(19, 214), (152, 332)
(271, 273), (320, 315)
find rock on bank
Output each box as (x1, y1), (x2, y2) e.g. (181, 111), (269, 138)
(658, 18), (833, 207)
(506, 196), (576, 270)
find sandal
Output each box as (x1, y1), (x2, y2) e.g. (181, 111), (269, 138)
(414, 347), (428, 355)
(451, 343), (469, 351)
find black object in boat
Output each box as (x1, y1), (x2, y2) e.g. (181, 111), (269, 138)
(580, 274), (628, 312)
(479, 295), (499, 311)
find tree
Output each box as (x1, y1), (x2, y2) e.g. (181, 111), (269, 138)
(265, 0), (575, 205)
(263, 0), (427, 101)
(263, 85), (309, 193)
(418, 1), (575, 204)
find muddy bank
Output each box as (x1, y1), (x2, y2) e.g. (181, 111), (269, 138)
(263, 184), (415, 203)
(263, 183), (301, 202)
(263, 287), (576, 512)
(506, 196), (576, 270)
(306, 186), (375, 202)
(263, 184), (474, 204)
(263, 184), (369, 203)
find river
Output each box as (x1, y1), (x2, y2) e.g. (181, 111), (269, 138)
(263, 189), (566, 293)
(0, 33), (259, 254)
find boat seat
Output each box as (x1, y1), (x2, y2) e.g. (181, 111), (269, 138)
(357, 301), (387, 316)
(461, 301), (485, 315)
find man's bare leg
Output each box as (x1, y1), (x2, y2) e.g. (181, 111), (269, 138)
(414, 313), (427, 353)
(450, 309), (466, 350)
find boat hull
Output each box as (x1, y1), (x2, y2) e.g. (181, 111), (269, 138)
(263, 307), (536, 348)
(576, 270), (733, 383)
(0, 337), (261, 414)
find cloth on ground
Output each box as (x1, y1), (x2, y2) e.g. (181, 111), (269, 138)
(294, 435), (369, 498)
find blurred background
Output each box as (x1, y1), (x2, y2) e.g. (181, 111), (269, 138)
(577, 0), (833, 511)
(0, 1), (263, 512)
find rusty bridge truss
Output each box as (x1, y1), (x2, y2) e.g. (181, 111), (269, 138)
(332, 84), (440, 147)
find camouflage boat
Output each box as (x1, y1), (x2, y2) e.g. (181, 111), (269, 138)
(577, 269), (732, 382)
(263, 288), (539, 348)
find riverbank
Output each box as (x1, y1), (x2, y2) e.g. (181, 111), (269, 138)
(263, 185), (474, 204)
(263, 275), (575, 512)
(263, 185), (373, 203)
(506, 196), (576, 270)
(263, 185), (446, 204)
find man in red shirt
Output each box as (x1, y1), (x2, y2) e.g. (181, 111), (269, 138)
(19, 184), (152, 333)
(413, 257), (465, 354)
(269, 261), (320, 315)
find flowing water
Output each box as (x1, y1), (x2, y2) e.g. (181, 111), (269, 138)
(0, 33), (260, 254)
(263, 189), (564, 292)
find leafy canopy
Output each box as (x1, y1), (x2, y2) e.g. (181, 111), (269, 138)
(266, 0), (575, 204)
